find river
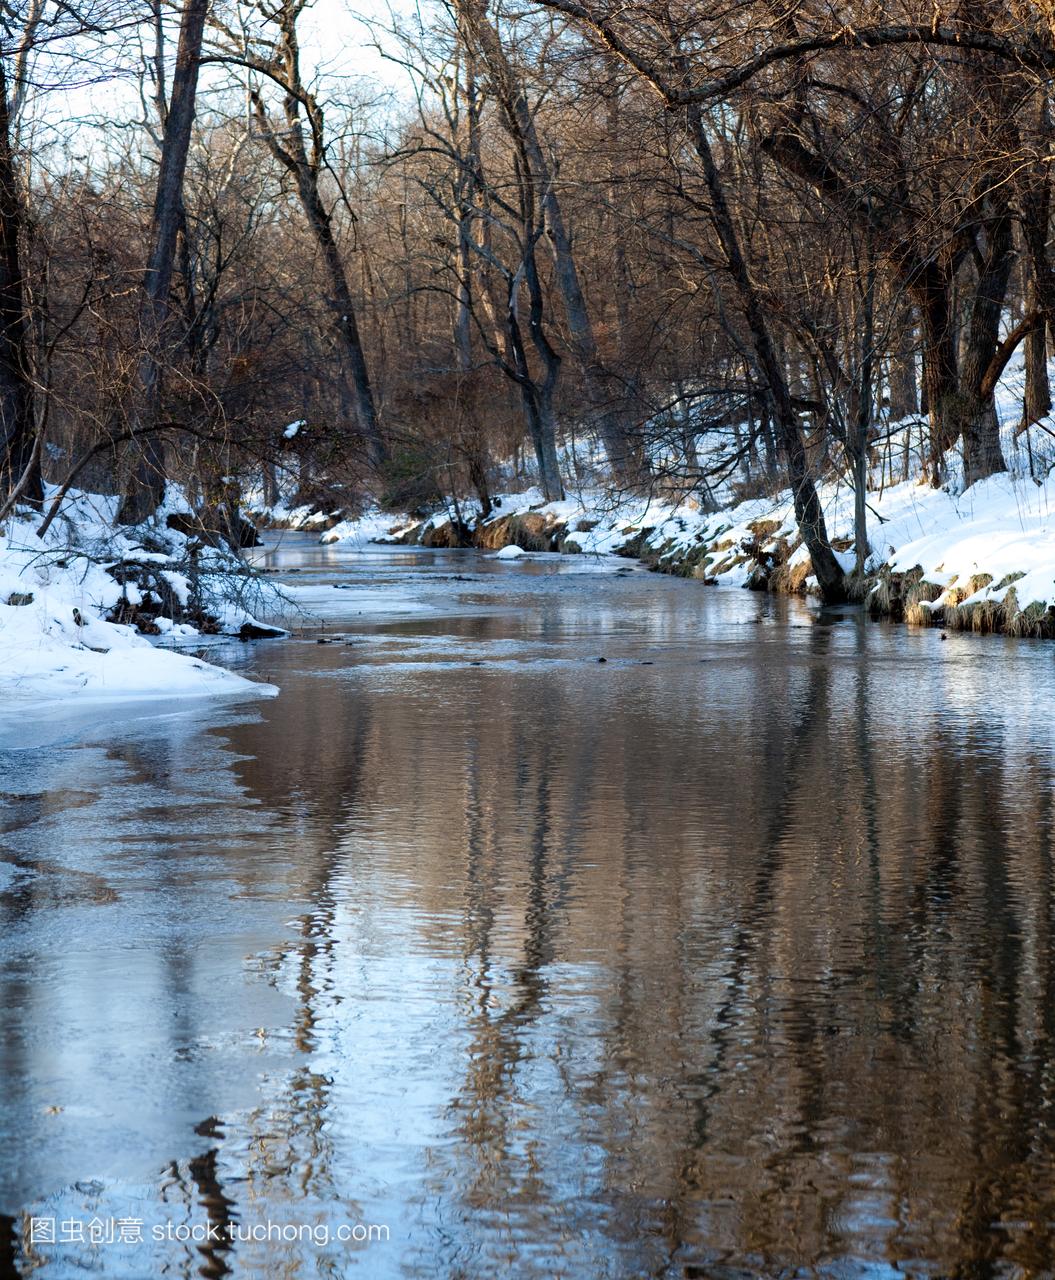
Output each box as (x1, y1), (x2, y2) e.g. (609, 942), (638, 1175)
(2, 533), (1055, 1279)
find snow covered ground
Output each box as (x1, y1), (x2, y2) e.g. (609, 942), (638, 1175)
(0, 489), (279, 706)
(319, 508), (413, 547)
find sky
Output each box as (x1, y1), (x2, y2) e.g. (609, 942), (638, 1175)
(20, 0), (422, 172)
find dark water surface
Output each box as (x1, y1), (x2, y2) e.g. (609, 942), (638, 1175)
(3, 535), (1055, 1279)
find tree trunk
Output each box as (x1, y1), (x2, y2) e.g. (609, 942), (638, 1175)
(305, 189), (386, 473)
(262, 460), (278, 509)
(0, 57), (40, 510)
(467, 452), (492, 517)
(454, 53), (493, 520)
(1021, 173), (1055, 431)
(960, 398), (1005, 486)
(512, 249), (564, 501)
(910, 264), (959, 484)
(1012, 86), (1055, 436)
(1023, 313), (1051, 430)
(461, 0), (642, 485)
(246, 4), (387, 478)
(118, 0), (209, 524)
(685, 104), (845, 602)
(956, 198), (1012, 487)
(852, 264), (876, 578)
(514, 372), (562, 503)
(532, 391), (564, 502)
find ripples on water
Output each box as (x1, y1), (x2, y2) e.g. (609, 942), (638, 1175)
(3, 537), (1055, 1278)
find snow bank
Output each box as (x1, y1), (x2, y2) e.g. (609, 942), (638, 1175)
(259, 501), (339, 530)
(0, 491), (278, 704)
(641, 473), (1055, 585)
(0, 608), (275, 703)
(319, 508), (411, 546)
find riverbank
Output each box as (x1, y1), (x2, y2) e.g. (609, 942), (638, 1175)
(321, 466), (1055, 639)
(311, 350), (1055, 637)
(0, 488), (280, 703)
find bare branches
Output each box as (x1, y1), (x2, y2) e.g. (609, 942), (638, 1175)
(526, 2), (1055, 106)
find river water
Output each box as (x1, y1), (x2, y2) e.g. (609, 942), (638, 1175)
(3, 534), (1055, 1279)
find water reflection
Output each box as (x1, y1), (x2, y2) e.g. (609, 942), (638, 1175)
(3, 541), (1055, 1277)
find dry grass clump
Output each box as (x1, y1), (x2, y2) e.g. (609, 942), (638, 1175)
(769, 544), (812, 594)
(646, 536), (702, 575)
(421, 518), (472, 548)
(945, 597), (999, 633)
(706, 552), (750, 578)
(869, 567), (1007, 628)
(651, 518), (790, 585)
(1001, 589), (1055, 638)
(747, 518), (782, 541)
(885, 568), (1055, 637)
(942, 573), (996, 632)
(867, 566), (936, 623)
(867, 568), (896, 616)
(904, 579), (945, 627)
(942, 573), (992, 609)
(682, 545), (718, 579)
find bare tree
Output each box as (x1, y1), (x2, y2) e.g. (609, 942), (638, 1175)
(118, 0), (210, 523)
(215, 0), (388, 475)
(458, 0), (646, 485)
(0, 52), (38, 507)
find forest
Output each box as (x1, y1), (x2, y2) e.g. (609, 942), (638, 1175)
(1, 0), (1054, 609)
